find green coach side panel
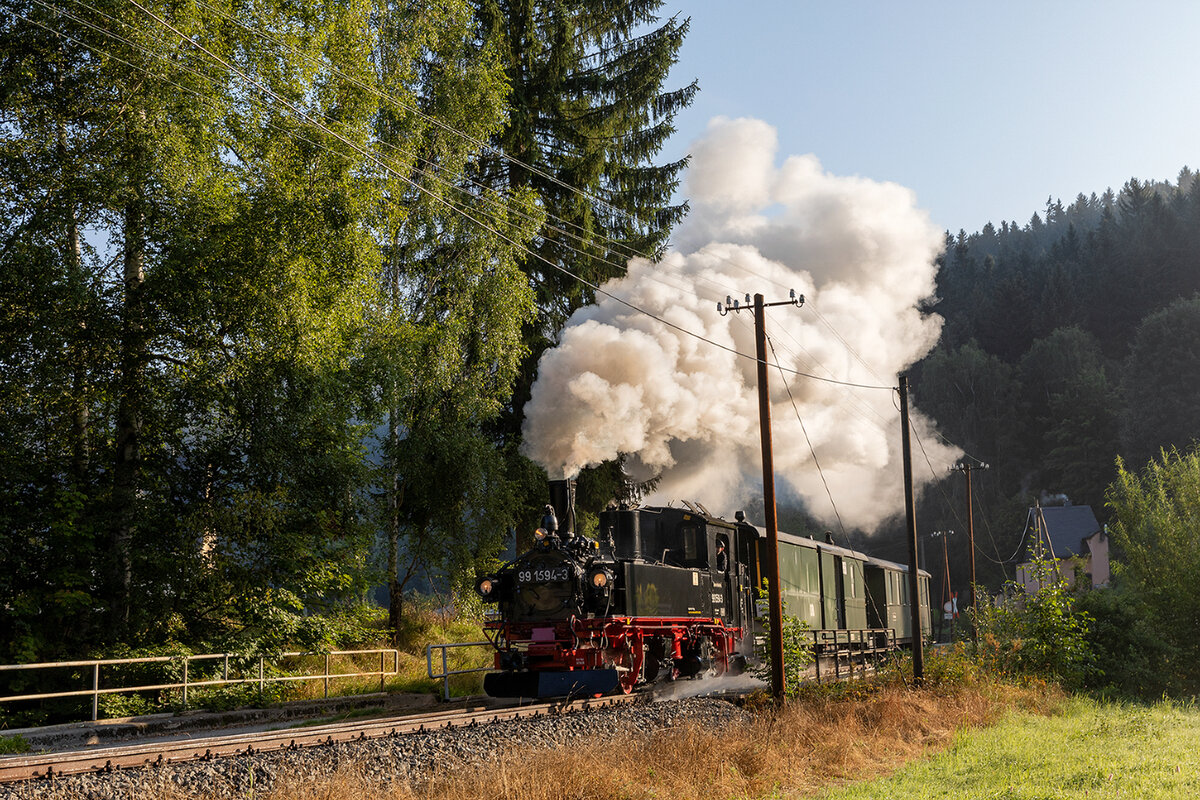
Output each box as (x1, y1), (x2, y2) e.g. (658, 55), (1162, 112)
(892, 570), (912, 640)
(776, 539), (822, 628)
(865, 567), (886, 629)
(844, 558), (867, 630)
(820, 551), (839, 628)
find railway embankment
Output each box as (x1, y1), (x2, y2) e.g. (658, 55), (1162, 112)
(0, 695), (744, 800)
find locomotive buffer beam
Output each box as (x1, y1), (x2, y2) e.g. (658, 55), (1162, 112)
(484, 669), (621, 699)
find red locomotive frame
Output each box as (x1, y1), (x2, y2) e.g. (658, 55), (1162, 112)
(486, 615), (744, 695)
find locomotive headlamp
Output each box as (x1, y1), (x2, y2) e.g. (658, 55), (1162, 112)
(589, 569), (612, 589)
(534, 528), (548, 541)
(476, 576), (498, 599)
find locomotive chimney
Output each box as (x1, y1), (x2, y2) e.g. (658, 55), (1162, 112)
(547, 479), (577, 538)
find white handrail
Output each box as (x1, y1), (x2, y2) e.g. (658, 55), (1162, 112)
(0, 649), (401, 722)
(426, 642), (492, 701)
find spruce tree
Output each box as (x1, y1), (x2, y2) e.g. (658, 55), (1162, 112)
(472, 2), (696, 513)
(475, 0), (696, 333)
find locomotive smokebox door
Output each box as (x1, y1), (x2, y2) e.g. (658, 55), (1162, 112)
(548, 479), (577, 537)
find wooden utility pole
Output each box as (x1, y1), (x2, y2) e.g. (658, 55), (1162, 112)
(719, 290), (801, 701)
(898, 375), (924, 685)
(950, 460), (988, 641)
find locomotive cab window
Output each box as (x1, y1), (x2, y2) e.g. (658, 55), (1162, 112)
(677, 523), (704, 568)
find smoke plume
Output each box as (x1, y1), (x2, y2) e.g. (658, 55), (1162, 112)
(522, 116), (959, 530)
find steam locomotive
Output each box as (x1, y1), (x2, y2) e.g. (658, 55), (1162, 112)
(475, 480), (931, 698)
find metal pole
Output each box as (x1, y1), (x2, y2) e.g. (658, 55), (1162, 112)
(442, 647), (450, 701)
(379, 651), (385, 693)
(182, 657), (189, 710)
(941, 531), (952, 642)
(324, 653), (330, 699)
(951, 461), (987, 642)
(965, 466), (978, 642)
(753, 293), (787, 701)
(92, 663), (99, 722)
(898, 375), (924, 686)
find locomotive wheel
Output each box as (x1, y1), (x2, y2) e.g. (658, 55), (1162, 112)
(644, 637), (675, 684)
(607, 640), (644, 694)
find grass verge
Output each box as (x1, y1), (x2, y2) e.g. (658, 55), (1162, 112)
(819, 694), (1200, 799)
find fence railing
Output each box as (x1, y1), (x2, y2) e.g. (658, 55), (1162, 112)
(0, 649), (400, 723)
(811, 628), (898, 682)
(426, 642), (493, 701)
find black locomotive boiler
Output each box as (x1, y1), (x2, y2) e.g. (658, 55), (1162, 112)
(475, 480), (930, 698)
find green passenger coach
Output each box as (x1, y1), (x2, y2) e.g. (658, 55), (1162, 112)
(743, 525), (932, 646)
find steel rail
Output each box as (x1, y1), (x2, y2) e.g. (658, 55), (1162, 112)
(0, 694), (644, 785)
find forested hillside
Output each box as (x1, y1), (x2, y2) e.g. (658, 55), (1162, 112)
(906, 169), (1200, 591)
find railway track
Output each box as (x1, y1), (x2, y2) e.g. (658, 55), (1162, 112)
(0, 694), (644, 785)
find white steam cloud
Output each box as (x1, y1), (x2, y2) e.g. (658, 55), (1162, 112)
(522, 116), (960, 530)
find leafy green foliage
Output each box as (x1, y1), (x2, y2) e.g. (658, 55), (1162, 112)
(477, 0), (695, 327)
(1075, 585), (1172, 700)
(752, 592), (816, 699)
(0, 735), (30, 755)
(0, 0), (551, 662)
(973, 547), (1093, 688)
(1119, 298), (1200, 470)
(1106, 446), (1200, 694)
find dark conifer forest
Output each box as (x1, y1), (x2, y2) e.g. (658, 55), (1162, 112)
(898, 169), (1200, 594)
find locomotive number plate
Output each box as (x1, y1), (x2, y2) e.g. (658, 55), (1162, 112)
(518, 567), (570, 583)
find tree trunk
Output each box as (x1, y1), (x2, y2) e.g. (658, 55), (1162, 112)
(112, 113), (147, 633)
(386, 409), (404, 644)
(55, 67), (89, 481)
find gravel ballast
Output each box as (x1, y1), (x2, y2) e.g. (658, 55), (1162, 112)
(0, 697), (748, 799)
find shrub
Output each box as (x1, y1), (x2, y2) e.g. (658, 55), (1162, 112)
(1107, 448), (1200, 694)
(1076, 584), (1173, 699)
(752, 593), (815, 699)
(973, 547), (1092, 689)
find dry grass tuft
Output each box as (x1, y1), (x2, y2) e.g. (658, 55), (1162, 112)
(255, 681), (1063, 800)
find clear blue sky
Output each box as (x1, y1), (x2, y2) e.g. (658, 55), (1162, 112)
(660, 1), (1200, 236)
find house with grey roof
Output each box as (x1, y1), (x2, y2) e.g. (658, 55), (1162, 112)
(1016, 503), (1110, 591)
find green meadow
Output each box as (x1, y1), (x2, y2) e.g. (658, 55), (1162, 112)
(821, 697), (1200, 799)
